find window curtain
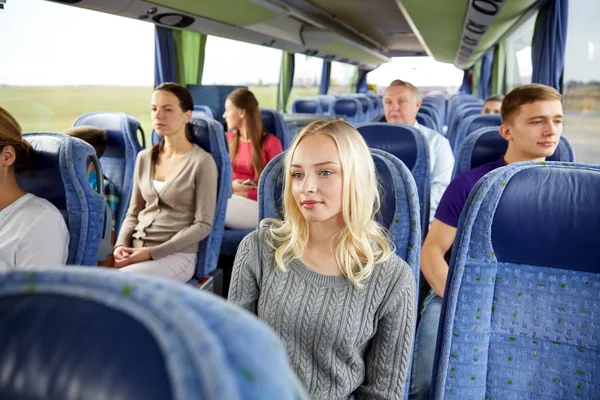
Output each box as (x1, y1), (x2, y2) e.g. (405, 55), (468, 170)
(154, 26), (176, 86)
(277, 52), (295, 112)
(319, 60), (331, 95)
(531, 0), (569, 92)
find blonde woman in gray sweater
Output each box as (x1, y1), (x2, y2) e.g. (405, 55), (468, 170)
(229, 120), (416, 399)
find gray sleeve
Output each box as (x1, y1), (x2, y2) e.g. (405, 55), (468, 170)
(227, 230), (262, 315)
(355, 259), (417, 399)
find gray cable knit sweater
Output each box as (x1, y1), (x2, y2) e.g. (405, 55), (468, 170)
(228, 229), (416, 399)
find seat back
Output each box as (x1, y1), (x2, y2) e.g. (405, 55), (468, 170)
(452, 127), (575, 179)
(416, 113), (438, 132)
(152, 117), (231, 279)
(315, 95), (336, 116)
(0, 268), (306, 400)
(447, 105), (482, 145)
(451, 113), (501, 152)
(346, 94), (373, 122)
(73, 112), (144, 236)
(331, 98), (364, 124)
(291, 98), (323, 114)
(419, 103), (442, 132)
(192, 105), (215, 119)
(258, 150), (421, 279)
(261, 108), (292, 150)
(19, 133), (106, 266)
(433, 162), (600, 400)
(355, 123), (431, 231)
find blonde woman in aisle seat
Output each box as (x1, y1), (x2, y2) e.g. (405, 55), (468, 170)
(229, 120), (416, 399)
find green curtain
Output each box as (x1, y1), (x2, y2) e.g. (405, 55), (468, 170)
(492, 41), (507, 95)
(471, 59), (482, 97)
(350, 66), (360, 93)
(277, 52), (294, 112)
(172, 30), (207, 85)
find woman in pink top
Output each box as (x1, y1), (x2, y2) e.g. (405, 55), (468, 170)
(223, 89), (283, 229)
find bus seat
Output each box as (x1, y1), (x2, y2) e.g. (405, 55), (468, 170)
(419, 103), (442, 132)
(432, 162), (600, 400)
(19, 133), (106, 266)
(73, 112), (144, 237)
(0, 267), (307, 400)
(371, 114), (386, 123)
(193, 105), (214, 119)
(330, 98), (363, 124)
(261, 108), (293, 150)
(258, 149), (421, 285)
(345, 94), (374, 122)
(152, 117), (231, 281)
(355, 123), (431, 234)
(452, 127), (575, 179)
(291, 98), (323, 114)
(451, 114), (501, 152)
(315, 95), (336, 116)
(447, 104), (482, 145)
(417, 113), (438, 132)
(365, 91), (383, 115)
(218, 110), (290, 259)
(258, 149), (421, 398)
(447, 94), (482, 126)
(369, 113), (438, 133)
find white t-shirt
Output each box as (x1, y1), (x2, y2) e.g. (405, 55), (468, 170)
(0, 193), (69, 271)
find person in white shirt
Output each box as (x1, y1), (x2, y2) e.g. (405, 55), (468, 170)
(383, 80), (454, 224)
(0, 106), (69, 271)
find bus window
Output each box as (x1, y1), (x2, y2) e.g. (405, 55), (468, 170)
(505, 14), (537, 91)
(563, 0), (600, 164)
(329, 61), (357, 95)
(0, 0), (154, 137)
(202, 36), (281, 110)
(289, 54), (321, 103)
(367, 57), (463, 95)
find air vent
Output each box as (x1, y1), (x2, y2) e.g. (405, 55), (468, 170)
(152, 13), (195, 28)
(304, 49), (318, 56)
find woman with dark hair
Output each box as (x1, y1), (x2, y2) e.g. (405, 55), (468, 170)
(113, 83), (218, 282)
(223, 88), (283, 229)
(0, 106), (69, 270)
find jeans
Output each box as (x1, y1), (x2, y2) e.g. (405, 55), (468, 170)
(408, 289), (443, 400)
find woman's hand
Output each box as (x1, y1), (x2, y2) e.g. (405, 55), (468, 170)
(114, 247), (152, 268)
(232, 179), (254, 194)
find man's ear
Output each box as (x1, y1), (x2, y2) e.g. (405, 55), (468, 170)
(498, 124), (512, 142)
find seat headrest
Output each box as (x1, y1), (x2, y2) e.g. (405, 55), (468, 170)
(491, 164), (600, 274)
(0, 293), (174, 399)
(17, 135), (67, 210)
(261, 109), (277, 135)
(467, 114), (501, 133)
(152, 118), (212, 153)
(356, 123), (419, 170)
(293, 99), (321, 114)
(73, 112), (142, 158)
(333, 98), (360, 116)
(471, 128), (565, 169)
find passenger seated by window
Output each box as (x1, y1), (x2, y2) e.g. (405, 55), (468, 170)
(223, 88), (283, 229)
(64, 126), (119, 229)
(229, 120), (416, 399)
(0, 106), (69, 270)
(482, 94), (504, 114)
(409, 84), (563, 400)
(113, 83), (218, 282)
(383, 79), (454, 224)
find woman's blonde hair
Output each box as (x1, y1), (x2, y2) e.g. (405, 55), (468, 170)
(262, 119), (394, 287)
